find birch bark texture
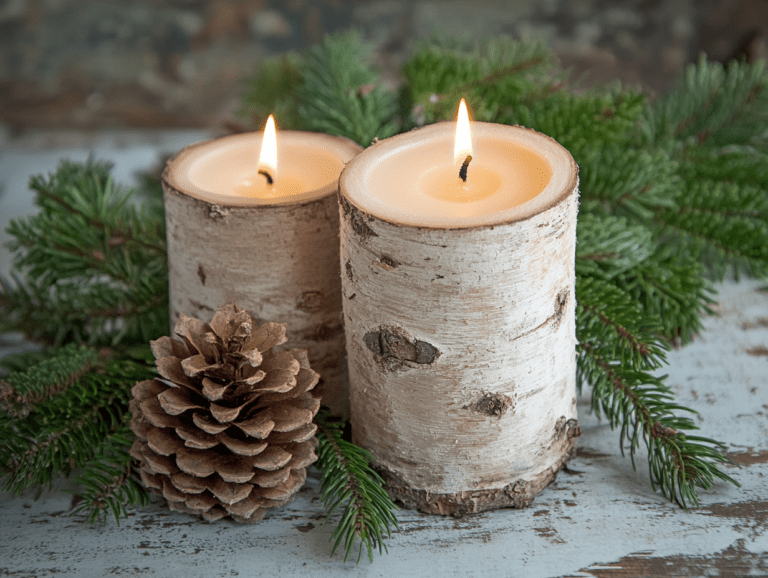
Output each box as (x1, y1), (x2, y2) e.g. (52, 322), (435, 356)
(339, 124), (580, 515)
(162, 133), (361, 417)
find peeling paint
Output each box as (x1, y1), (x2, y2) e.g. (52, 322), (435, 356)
(578, 540), (768, 577)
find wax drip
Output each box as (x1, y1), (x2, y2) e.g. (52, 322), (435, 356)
(459, 155), (472, 183)
(258, 169), (274, 185)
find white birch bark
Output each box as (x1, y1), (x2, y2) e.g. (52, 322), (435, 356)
(339, 130), (580, 514)
(163, 136), (361, 417)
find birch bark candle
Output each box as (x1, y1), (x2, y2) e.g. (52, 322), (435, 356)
(163, 121), (361, 416)
(339, 102), (580, 515)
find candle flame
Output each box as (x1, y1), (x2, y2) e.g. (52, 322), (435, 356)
(258, 114), (278, 177)
(454, 98), (472, 165)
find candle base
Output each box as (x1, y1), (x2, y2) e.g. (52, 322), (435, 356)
(375, 433), (579, 516)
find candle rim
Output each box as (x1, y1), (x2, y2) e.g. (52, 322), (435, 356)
(163, 131), (362, 207)
(340, 122), (578, 230)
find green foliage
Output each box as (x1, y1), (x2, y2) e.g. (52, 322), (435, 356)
(640, 56), (768, 151)
(295, 32), (399, 146)
(577, 148), (679, 221)
(70, 426), (150, 524)
(502, 89), (647, 159)
(241, 32), (398, 146)
(315, 409), (398, 564)
(575, 214), (655, 280)
(651, 179), (768, 280)
(614, 250), (716, 346)
(241, 54), (304, 130)
(636, 56), (768, 280)
(1, 159), (168, 346)
(0, 353), (153, 498)
(0, 343), (98, 418)
(401, 37), (556, 126)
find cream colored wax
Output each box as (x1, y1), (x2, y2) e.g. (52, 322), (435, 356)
(359, 122), (563, 228)
(169, 131), (352, 206)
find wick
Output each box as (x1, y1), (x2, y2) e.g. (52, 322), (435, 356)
(459, 155), (472, 183)
(258, 169), (274, 186)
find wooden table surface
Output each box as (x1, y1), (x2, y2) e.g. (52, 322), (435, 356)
(1, 132), (766, 578)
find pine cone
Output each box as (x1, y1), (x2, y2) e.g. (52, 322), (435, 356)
(129, 304), (321, 522)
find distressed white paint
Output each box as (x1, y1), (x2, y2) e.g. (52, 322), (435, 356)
(0, 134), (766, 577)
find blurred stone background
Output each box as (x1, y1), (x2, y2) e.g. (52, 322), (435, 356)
(1, 0), (766, 134)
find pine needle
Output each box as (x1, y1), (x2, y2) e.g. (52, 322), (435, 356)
(314, 408), (398, 564)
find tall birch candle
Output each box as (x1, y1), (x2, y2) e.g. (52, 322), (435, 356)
(339, 102), (580, 515)
(163, 121), (361, 416)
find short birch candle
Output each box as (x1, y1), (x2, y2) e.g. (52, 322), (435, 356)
(339, 102), (580, 515)
(162, 119), (361, 416)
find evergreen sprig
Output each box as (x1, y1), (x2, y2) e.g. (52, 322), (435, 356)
(0, 343), (98, 418)
(1, 159), (168, 346)
(70, 425), (150, 524)
(0, 352), (154, 497)
(315, 408), (398, 564)
(243, 32), (399, 146)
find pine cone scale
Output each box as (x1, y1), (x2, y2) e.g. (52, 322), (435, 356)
(146, 426), (185, 456)
(208, 478), (254, 505)
(155, 357), (195, 387)
(209, 402), (243, 424)
(242, 322), (288, 353)
(233, 415), (274, 438)
(170, 472), (207, 494)
(251, 446), (292, 471)
(192, 412), (229, 434)
(175, 424), (218, 448)
(158, 387), (204, 416)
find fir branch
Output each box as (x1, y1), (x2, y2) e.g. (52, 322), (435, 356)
(575, 214), (655, 280)
(576, 274), (736, 508)
(0, 356), (154, 494)
(577, 148), (679, 222)
(577, 341), (737, 508)
(650, 179), (768, 280)
(614, 251), (717, 345)
(402, 37), (556, 126)
(295, 32), (399, 146)
(0, 343), (99, 418)
(503, 89), (646, 159)
(69, 426), (150, 525)
(240, 54), (303, 130)
(576, 277), (668, 371)
(315, 408), (398, 564)
(642, 56), (768, 151)
(1, 159), (168, 346)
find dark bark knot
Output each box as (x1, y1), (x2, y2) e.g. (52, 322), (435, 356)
(378, 256), (398, 270)
(364, 326), (440, 370)
(553, 416), (582, 441)
(340, 196), (378, 242)
(465, 393), (515, 418)
(554, 289), (569, 328)
(297, 291), (323, 312)
(208, 204), (230, 220)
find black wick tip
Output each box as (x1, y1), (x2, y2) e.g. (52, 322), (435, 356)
(258, 169), (274, 185)
(459, 154), (472, 183)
